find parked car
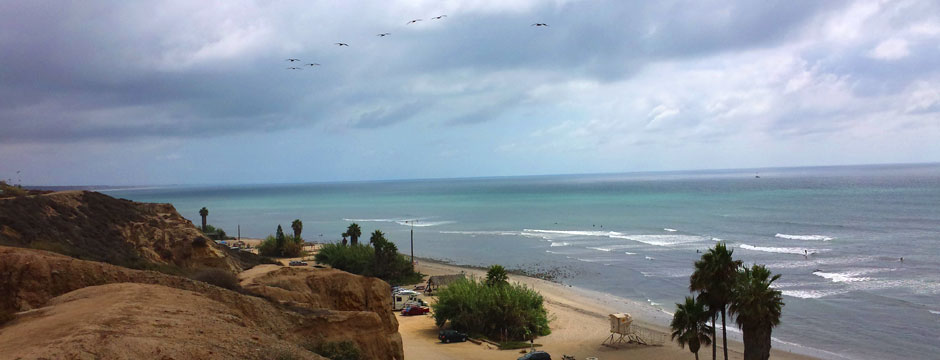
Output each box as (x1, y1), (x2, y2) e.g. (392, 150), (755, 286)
(438, 330), (468, 343)
(517, 351), (551, 360)
(401, 306), (430, 316)
(288, 260), (308, 266)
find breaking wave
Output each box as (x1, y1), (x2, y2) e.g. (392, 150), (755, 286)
(739, 244), (828, 255)
(776, 233), (833, 241)
(664, 228), (678, 232)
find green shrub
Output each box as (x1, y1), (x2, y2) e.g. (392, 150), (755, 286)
(191, 268), (241, 291)
(258, 233), (305, 257)
(432, 276), (551, 342)
(314, 241), (421, 285)
(302, 340), (361, 360)
(257, 236), (278, 257)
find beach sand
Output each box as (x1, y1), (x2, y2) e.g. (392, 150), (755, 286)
(403, 260), (817, 360)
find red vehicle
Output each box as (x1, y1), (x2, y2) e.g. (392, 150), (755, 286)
(401, 306), (430, 316)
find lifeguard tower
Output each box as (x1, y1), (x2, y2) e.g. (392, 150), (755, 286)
(602, 313), (666, 347)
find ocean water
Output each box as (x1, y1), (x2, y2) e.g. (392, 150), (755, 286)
(105, 163), (940, 360)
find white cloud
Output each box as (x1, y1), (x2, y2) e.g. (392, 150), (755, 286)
(869, 38), (910, 60)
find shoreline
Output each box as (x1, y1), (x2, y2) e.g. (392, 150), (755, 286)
(411, 257), (824, 360)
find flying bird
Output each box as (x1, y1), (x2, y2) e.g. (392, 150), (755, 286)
(407, 19), (422, 24)
(286, 67), (302, 70)
(531, 23), (549, 27)
(286, 58), (301, 62)
(377, 33), (391, 37)
(335, 42), (349, 46)
(431, 15), (447, 20)
(305, 63), (320, 66)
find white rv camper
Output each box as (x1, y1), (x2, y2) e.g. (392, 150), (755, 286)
(392, 290), (422, 310)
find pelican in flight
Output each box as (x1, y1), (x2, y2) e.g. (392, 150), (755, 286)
(286, 58), (301, 62)
(305, 63), (320, 67)
(335, 42), (349, 46)
(531, 23), (549, 27)
(407, 19), (422, 24)
(431, 15), (447, 20)
(286, 67), (302, 70)
(377, 33), (391, 37)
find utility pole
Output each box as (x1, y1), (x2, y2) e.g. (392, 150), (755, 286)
(237, 224), (240, 241)
(405, 219), (416, 264)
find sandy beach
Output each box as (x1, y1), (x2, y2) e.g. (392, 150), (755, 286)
(402, 260), (817, 360)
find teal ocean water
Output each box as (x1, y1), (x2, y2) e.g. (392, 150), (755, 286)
(105, 163), (940, 360)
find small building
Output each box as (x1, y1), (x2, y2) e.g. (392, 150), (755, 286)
(425, 274), (465, 294)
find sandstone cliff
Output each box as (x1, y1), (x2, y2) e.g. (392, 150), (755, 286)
(0, 247), (404, 360)
(0, 191), (246, 273)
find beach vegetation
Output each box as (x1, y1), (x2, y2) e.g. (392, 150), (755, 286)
(497, 340), (542, 350)
(258, 226), (304, 257)
(346, 223), (362, 246)
(198, 207), (209, 231)
(730, 264), (784, 360)
(431, 275), (551, 342)
(671, 296), (713, 360)
(0, 180), (27, 198)
(291, 219), (303, 239)
(200, 224), (230, 240)
(689, 242), (741, 360)
(302, 340), (362, 360)
(314, 232), (421, 285)
(485, 264), (509, 286)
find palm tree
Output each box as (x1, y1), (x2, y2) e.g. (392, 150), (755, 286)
(291, 219), (303, 240)
(198, 207), (209, 231)
(347, 223), (362, 246)
(730, 265), (784, 360)
(485, 264), (509, 286)
(690, 243), (741, 360)
(671, 296), (713, 360)
(341, 232), (348, 246)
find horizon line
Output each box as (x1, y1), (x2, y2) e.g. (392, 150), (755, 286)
(24, 160), (940, 189)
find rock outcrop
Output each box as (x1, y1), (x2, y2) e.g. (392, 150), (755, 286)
(243, 266), (404, 360)
(0, 191), (245, 273)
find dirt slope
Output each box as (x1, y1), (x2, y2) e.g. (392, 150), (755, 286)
(0, 283), (326, 360)
(0, 191), (245, 273)
(0, 247), (404, 360)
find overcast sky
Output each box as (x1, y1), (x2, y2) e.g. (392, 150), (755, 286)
(1, 0), (939, 185)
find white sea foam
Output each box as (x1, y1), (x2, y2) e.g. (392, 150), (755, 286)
(624, 252), (637, 255)
(781, 289), (847, 299)
(587, 247), (613, 252)
(523, 229), (624, 237)
(396, 220), (454, 227)
(813, 270), (872, 283)
(664, 228), (678, 232)
(439, 230), (518, 236)
(775, 233), (833, 241)
(645, 256), (654, 260)
(343, 218), (398, 222)
(712, 237), (723, 242)
(522, 229), (705, 247)
(929, 310), (940, 315)
(550, 242), (570, 247)
(739, 244), (828, 255)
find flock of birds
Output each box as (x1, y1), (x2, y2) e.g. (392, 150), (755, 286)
(284, 15), (548, 70)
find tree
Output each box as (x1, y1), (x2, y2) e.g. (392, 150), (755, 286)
(347, 223), (362, 246)
(671, 296), (713, 360)
(485, 264), (509, 287)
(275, 225), (286, 254)
(291, 219), (303, 240)
(199, 207), (209, 232)
(371, 230), (396, 278)
(730, 265), (784, 360)
(689, 243), (741, 360)
(341, 232), (348, 246)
